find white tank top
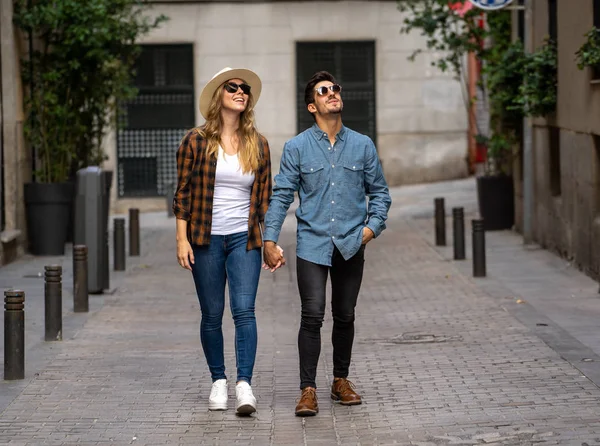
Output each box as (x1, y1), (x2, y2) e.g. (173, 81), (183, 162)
(211, 146), (255, 235)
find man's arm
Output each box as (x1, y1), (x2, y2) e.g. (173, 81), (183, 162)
(262, 141), (300, 269)
(263, 141), (301, 243)
(363, 139), (392, 238)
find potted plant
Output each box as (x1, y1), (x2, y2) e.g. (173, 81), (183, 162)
(476, 133), (516, 230)
(476, 32), (527, 230)
(575, 27), (600, 80)
(14, 0), (167, 255)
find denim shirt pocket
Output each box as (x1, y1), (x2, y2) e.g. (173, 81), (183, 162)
(340, 162), (364, 188)
(300, 163), (326, 192)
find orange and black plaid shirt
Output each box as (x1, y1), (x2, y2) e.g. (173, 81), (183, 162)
(173, 128), (272, 250)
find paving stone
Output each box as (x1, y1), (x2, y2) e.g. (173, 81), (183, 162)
(1, 179), (600, 444)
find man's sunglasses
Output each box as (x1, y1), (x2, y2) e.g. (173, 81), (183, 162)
(315, 84), (342, 96)
(224, 82), (251, 95)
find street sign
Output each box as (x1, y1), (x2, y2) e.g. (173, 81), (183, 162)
(468, 0), (514, 10)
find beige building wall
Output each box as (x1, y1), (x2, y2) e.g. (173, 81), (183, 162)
(107, 1), (468, 213)
(529, 0), (600, 279)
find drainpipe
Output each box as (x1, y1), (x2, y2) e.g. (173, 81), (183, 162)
(522, 0), (533, 244)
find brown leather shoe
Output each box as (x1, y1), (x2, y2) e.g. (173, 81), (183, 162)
(331, 378), (362, 405)
(295, 387), (318, 416)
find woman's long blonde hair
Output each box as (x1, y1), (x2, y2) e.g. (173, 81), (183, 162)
(199, 81), (261, 174)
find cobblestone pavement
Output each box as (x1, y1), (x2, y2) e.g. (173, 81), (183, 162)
(1, 178), (600, 445)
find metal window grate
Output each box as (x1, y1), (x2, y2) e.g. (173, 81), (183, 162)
(296, 41), (376, 145)
(117, 44), (194, 197)
(117, 129), (187, 197)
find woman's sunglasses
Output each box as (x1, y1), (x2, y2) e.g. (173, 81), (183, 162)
(224, 82), (251, 95)
(315, 84), (342, 96)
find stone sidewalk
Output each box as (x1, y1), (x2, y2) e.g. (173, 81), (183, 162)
(1, 177), (600, 445)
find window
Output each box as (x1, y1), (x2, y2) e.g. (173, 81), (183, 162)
(548, 0), (557, 43)
(549, 126), (561, 197)
(296, 41), (376, 144)
(117, 44), (194, 197)
(594, 0), (600, 28)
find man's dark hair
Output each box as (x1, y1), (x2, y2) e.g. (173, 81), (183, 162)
(304, 71), (337, 107)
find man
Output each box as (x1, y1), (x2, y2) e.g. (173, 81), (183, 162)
(263, 71), (391, 416)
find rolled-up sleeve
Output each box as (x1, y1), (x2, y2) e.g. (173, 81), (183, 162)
(173, 132), (196, 221)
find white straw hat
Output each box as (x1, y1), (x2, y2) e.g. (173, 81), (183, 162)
(199, 67), (262, 119)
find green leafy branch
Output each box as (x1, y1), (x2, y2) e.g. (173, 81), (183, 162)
(14, 0), (168, 183)
(575, 27), (600, 71)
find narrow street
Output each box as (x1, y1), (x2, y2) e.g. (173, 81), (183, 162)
(1, 178), (599, 445)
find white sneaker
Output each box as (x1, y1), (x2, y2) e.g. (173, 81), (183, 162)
(208, 379), (228, 411)
(235, 381), (257, 415)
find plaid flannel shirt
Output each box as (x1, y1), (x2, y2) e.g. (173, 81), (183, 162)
(173, 128), (272, 250)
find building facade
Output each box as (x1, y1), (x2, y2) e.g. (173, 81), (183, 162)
(518, 0), (600, 279)
(0, 0), (29, 265)
(105, 0), (470, 213)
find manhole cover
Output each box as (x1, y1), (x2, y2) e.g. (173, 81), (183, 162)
(385, 332), (462, 344)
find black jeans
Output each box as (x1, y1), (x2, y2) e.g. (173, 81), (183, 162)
(296, 246), (365, 389)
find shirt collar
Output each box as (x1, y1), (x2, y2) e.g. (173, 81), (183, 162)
(311, 123), (346, 142)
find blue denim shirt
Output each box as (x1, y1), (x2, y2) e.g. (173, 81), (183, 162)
(263, 124), (392, 266)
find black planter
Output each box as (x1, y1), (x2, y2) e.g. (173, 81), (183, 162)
(24, 182), (75, 255)
(476, 175), (514, 231)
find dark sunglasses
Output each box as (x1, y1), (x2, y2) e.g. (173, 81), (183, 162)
(224, 82), (251, 95)
(315, 84), (342, 96)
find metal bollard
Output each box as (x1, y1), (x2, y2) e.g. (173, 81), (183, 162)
(4, 290), (25, 380)
(114, 218), (126, 271)
(434, 197), (446, 246)
(129, 208), (140, 256)
(452, 207), (466, 260)
(472, 219), (486, 277)
(44, 265), (63, 341)
(73, 245), (89, 312)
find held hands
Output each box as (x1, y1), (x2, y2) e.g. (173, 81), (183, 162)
(362, 227), (375, 245)
(177, 240), (195, 270)
(262, 242), (286, 273)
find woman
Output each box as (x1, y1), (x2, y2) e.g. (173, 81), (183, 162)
(173, 67), (282, 414)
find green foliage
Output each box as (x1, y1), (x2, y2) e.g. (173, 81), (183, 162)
(486, 41), (526, 129)
(13, 0), (168, 183)
(397, 0), (487, 79)
(483, 10), (525, 131)
(514, 39), (557, 118)
(486, 133), (516, 176)
(575, 27), (600, 70)
(475, 133), (489, 145)
(396, 1), (557, 176)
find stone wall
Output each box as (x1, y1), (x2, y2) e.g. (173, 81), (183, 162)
(526, 0), (600, 279)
